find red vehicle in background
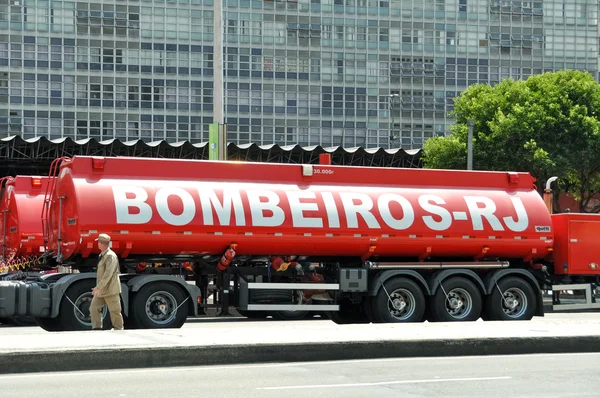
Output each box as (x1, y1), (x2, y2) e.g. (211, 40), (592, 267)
(0, 175), (54, 325)
(0, 176), (49, 267)
(0, 155), (597, 331)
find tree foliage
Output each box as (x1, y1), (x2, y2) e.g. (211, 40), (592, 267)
(422, 70), (600, 212)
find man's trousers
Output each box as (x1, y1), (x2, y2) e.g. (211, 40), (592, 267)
(90, 294), (124, 330)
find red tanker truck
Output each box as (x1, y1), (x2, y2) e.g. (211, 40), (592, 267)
(0, 155), (598, 331)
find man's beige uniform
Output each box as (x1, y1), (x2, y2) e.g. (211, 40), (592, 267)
(90, 247), (124, 330)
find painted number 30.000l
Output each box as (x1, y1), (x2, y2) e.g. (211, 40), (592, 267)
(314, 169), (334, 175)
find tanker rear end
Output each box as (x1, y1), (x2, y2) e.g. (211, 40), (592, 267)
(1, 176), (48, 267)
(0, 176), (50, 327)
(551, 213), (600, 276)
(544, 213), (600, 312)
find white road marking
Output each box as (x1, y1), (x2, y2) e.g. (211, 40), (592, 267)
(0, 352), (597, 379)
(257, 376), (512, 390)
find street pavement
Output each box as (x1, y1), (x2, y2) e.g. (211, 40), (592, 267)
(0, 312), (599, 375)
(0, 312), (598, 353)
(0, 352), (598, 397)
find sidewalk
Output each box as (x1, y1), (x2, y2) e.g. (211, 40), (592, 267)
(1, 313), (599, 374)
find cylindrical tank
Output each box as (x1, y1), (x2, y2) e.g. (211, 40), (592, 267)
(47, 156), (554, 262)
(0, 176), (48, 261)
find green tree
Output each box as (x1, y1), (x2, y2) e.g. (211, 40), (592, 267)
(423, 70), (600, 213)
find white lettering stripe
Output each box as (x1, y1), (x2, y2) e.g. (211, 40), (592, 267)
(111, 184), (535, 234)
(155, 187), (195, 226)
(200, 187), (246, 226)
(452, 211), (468, 220)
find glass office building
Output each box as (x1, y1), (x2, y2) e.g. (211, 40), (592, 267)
(1, 0), (598, 149)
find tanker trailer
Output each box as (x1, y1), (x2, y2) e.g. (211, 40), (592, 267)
(0, 155), (567, 331)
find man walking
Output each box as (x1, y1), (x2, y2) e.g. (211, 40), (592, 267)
(90, 233), (124, 330)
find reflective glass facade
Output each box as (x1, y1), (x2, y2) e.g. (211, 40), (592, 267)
(1, 0), (598, 148)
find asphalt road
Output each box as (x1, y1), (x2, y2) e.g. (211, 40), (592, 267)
(0, 352), (597, 398)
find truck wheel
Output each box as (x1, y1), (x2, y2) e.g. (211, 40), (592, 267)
(363, 297), (379, 323)
(372, 277), (425, 323)
(429, 277), (482, 322)
(325, 310), (369, 324)
(325, 298), (369, 324)
(9, 316), (38, 326)
(237, 309), (269, 319)
(250, 289), (294, 304)
(131, 282), (188, 329)
(35, 317), (64, 332)
(272, 297), (315, 320)
(485, 276), (536, 321)
(58, 280), (111, 331)
(273, 310), (309, 320)
(123, 315), (139, 329)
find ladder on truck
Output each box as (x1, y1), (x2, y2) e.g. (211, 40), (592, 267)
(40, 157), (70, 265)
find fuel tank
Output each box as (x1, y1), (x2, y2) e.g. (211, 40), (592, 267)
(47, 156), (554, 262)
(0, 176), (48, 261)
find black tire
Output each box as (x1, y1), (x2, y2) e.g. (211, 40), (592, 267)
(325, 298), (370, 325)
(58, 280), (112, 331)
(35, 317), (64, 332)
(10, 316), (38, 326)
(272, 310), (310, 320)
(250, 289), (294, 304)
(271, 296), (316, 320)
(362, 297), (378, 323)
(372, 277), (426, 323)
(242, 288), (301, 320)
(237, 309), (269, 319)
(485, 276), (537, 321)
(123, 315), (138, 329)
(131, 282), (188, 329)
(429, 277), (482, 322)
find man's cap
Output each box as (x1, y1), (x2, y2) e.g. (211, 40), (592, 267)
(95, 233), (111, 243)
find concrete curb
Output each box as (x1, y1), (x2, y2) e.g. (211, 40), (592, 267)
(2, 335), (600, 374)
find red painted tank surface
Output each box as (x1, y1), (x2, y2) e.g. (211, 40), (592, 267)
(47, 156), (554, 262)
(0, 176), (48, 261)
